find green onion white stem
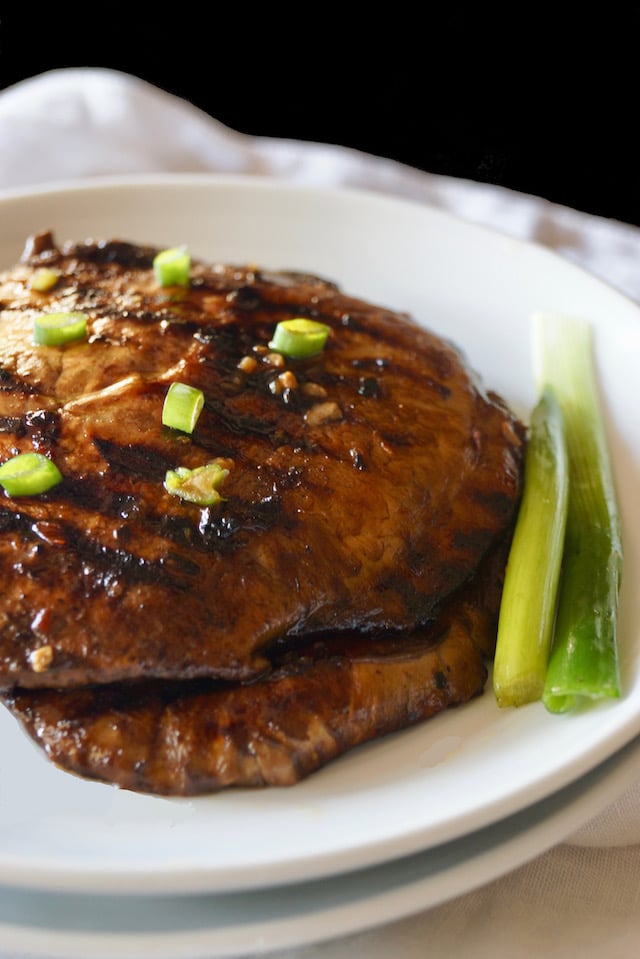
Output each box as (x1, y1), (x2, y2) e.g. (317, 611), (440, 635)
(493, 386), (569, 707)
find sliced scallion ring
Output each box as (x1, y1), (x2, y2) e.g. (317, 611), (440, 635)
(33, 311), (88, 347)
(29, 267), (61, 292)
(162, 382), (205, 434)
(153, 245), (191, 287)
(0, 452), (63, 497)
(164, 461), (229, 506)
(268, 318), (330, 359)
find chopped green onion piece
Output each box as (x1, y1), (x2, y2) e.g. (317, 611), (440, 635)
(0, 452), (63, 497)
(153, 246), (191, 287)
(493, 386), (569, 708)
(533, 312), (623, 713)
(162, 382), (204, 433)
(29, 267), (61, 292)
(33, 311), (87, 347)
(268, 318), (330, 359)
(164, 461), (229, 506)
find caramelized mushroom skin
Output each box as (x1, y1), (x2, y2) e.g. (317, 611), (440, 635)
(0, 234), (523, 697)
(4, 538), (509, 795)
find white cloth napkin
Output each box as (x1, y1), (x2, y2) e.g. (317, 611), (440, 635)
(1, 67), (639, 959)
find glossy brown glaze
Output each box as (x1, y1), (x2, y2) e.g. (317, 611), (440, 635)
(3, 537), (508, 794)
(0, 232), (524, 696)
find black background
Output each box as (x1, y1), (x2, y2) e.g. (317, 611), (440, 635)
(2, 9), (640, 228)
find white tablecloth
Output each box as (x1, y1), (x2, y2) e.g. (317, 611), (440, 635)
(1, 67), (639, 959)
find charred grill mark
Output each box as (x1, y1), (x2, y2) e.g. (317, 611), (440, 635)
(33, 445), (286, 557)
(0, 367), (39, 394)
(351, 357), (391, 372)
(158, 493), (285, 553)
(194, 324), (271, 368)
(81, 545), (171, 591)
(196, 293), (333, 345)
(188, 275), (256, 295)
(90, 307), (189, 328)
(50, 475), (142, 521)
(161, 550), (202, 578)
(25, 409), (61, 443)
(351, 356), (452, 399)
(357, 376), (381, 398)
(0, 410), (61, 451)
(0, 415), (26, 437)
(78, 542), (205, 593)
(0, 505), (38, 535)
(0, 503), (196, 590)
(228, 494), (286, 541)
(195, 510), (246, 546)
(202, 396), (282, 438)
(93, 438), (173, 483)
(326, 309), (398, 339)
(225, 285), (263, 310)
(63, 240), (157, 269)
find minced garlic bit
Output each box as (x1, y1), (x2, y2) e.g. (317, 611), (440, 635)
(301, 382), (328, 399)
(29, 644), (53, 673)
(264, 352), (286, 369)
(268, 371), (299, 396)
(304, 401), (342, 426)
(237, 355), (259, 374)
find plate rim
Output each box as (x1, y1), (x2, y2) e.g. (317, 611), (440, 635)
(0, 171), (638, 897)
(1, 733), (639, 959)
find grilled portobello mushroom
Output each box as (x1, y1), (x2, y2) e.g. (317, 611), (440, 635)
(0, 231), (525, 793)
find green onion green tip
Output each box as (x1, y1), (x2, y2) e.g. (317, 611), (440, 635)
(269, 318), (330, 359)
(0, 452), (63, 497)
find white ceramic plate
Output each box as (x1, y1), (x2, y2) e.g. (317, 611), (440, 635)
(1, 732), (639, 959)
(0, 174), (638, 897)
